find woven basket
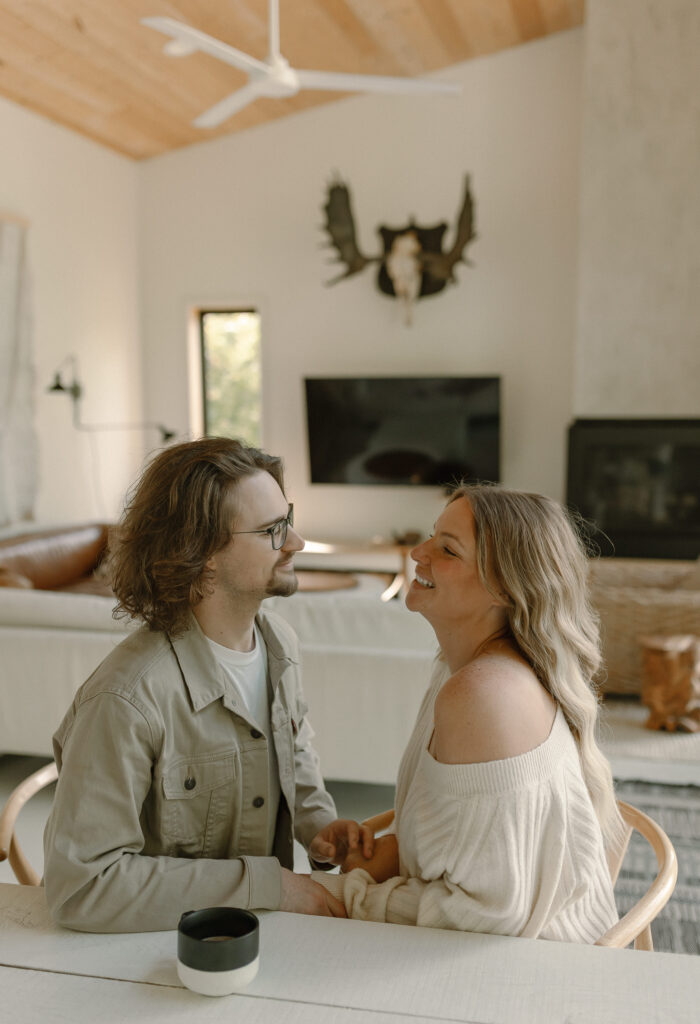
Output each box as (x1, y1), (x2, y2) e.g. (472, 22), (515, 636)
(588, 559), (700, 695)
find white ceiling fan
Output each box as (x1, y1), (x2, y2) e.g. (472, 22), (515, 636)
(142, 0), (461, 129)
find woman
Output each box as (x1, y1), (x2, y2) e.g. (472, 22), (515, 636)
(313, 484), (625, 942)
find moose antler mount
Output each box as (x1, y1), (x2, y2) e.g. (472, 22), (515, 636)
(321, 176), (476, 325)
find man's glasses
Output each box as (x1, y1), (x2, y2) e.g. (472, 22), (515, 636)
(230, 505), (294, 551)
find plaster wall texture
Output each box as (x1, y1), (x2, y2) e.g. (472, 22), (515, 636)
(0, 96), (143, 522)
(139, 30), (583, 541)
(574, 0), (700, 415)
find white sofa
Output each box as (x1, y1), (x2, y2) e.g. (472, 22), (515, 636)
(266, 578), (436, 783)
(0, 587), (136, 760)
(8, 538), (695, 783)
(0, 575), (436, 784)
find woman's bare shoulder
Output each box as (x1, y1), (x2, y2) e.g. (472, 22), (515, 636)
(432, 654), (556, 765)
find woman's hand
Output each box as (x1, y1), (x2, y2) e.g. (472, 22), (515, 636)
(309, 818), (375, 865)
(341, 834), (399, 883)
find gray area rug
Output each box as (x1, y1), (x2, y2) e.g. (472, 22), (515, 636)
(614, 778), (700, 955)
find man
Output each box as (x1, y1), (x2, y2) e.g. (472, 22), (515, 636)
(44, 437), (372, 932)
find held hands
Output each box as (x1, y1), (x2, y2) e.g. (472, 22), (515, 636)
(308, 818), (375, 866)
(280, 823), (399, 918)
(340, 833), (400, 883)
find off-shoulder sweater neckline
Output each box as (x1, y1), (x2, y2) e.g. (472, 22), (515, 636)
(421, 706), (574, 796)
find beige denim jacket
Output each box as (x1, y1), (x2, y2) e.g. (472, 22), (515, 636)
(43, 609), (336, 932)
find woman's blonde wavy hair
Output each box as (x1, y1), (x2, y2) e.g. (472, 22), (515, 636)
(447, 483), (626, 855)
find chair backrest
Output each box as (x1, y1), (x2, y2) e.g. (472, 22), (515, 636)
(595, 799), (677, 951)
(0, 761), (58, 885)
(363, 800), (678, 951)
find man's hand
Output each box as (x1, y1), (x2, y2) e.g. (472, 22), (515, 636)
(341, 834), (400, 883)
(279, 868), (347, 917)
(308, 818), (375, 866)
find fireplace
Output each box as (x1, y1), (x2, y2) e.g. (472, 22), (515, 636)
(566, 419), (700, 559)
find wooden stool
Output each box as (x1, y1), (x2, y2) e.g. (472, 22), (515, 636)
(638, 634), (700, 732)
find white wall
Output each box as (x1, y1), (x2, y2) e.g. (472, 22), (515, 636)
(0, 96), (143, 522)
(575, 0), (700, 415)
(5, 3), (698, 534)
(139, 30), (583, 540)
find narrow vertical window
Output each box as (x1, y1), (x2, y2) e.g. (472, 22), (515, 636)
(200, 309), (262, 444)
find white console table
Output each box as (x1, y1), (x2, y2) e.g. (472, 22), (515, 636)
(301, 539), (415, 600)
(1, 883), (698, 1024)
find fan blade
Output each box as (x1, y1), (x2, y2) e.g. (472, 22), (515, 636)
(142, 16), (268, 76)
(193, 80), (268, 128)
(295, 69), (461, 96)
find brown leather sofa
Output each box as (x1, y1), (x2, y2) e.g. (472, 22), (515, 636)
(0, 524), (113, 596)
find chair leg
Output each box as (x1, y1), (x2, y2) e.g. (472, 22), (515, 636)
(8, 836), (41, 887)
(634, 924), (654, 951)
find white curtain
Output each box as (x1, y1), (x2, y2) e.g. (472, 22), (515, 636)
(0, 218), (38, 525)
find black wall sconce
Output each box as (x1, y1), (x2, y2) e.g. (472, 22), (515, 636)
(48, 356), (176, 444)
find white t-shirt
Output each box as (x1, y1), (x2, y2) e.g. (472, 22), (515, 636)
(206, 625), (281, 852)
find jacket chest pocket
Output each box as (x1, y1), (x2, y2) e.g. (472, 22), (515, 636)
(160, 752), (238, 856)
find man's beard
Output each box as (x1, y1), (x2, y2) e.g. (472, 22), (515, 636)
(265, 566), (299, 598)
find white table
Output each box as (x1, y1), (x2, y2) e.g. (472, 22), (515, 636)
(1, 883), (699, 1024)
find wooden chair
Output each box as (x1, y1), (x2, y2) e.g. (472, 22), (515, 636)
(0, 761), (58, 886)
(362, 800), (678, 951)
(595, 799), (677, 951)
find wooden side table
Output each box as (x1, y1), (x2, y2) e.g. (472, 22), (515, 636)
(638, 634), (700, 732)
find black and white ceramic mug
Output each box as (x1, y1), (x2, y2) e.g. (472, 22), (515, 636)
(177, 907), (260, 997)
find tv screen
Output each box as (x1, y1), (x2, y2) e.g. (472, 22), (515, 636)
(304, 376), (500, 487)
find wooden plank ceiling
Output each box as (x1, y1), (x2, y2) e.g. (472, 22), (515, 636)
(0, 0), (584, 160)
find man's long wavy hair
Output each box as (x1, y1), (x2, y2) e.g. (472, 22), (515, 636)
(110, 437), (284, 637)
(447, 483), (626, 856)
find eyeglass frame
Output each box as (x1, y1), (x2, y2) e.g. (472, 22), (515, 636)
(229, 504), (294, 550)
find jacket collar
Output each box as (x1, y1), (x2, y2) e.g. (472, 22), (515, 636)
(170, 609), (297, 712)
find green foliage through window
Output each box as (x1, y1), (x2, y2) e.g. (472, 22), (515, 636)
(200, 310), (262, 445)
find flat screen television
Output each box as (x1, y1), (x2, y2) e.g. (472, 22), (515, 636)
(304, 376), (500, 487)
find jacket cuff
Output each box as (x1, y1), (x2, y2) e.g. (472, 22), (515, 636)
(241, 856), (284, 910)
(308, 856), (335, 872)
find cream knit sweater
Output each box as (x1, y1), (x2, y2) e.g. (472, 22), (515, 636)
(315, 662), (618, 942)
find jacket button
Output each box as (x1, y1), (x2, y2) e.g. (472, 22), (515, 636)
(250, 728), (263, 739)
(184, 777), (196, 791)
(253, 796), (265, 808)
